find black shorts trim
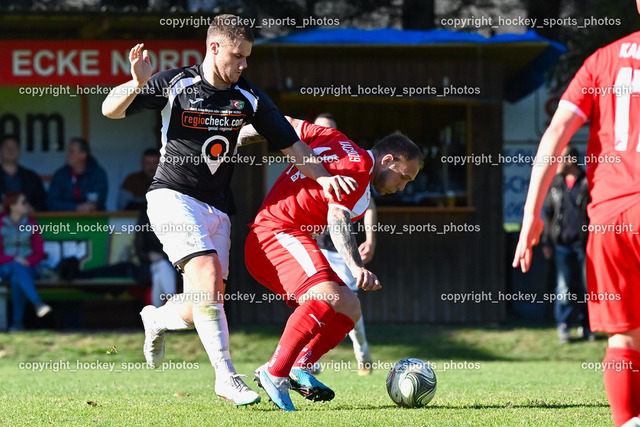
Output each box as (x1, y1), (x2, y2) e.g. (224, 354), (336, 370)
(173, 249), (218, 272)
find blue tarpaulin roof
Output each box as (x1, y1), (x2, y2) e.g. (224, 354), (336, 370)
(263, 28), (567, 102)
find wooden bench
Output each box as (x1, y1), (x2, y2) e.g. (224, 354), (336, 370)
(0, 211), (146, 330)
(0, 277), (141, 330)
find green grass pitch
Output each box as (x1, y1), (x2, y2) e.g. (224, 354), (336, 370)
(0, 324), (612, 426)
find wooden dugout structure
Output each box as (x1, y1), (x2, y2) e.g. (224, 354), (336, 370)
(0, 15), (564, 325)
(224, 29), (565, 325)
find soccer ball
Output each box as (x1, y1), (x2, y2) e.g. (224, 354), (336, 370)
(386, 358), (437, 408)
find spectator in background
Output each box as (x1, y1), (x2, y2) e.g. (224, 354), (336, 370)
(121, 148), (176, 307)
(134, 209), (177, 307)
(47, 138), (108, 211)
(542, 145), (592, 344)
(313, 113), (376, 375)
(0, 192), (51, 331)
(118, 148), (160, 210)
(0, 136), (46, 211)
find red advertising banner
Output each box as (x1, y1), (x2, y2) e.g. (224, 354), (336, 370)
(0, 41), (204, 86)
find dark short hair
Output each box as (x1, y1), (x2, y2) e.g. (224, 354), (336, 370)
(371, 133), (424, 169)
(0, 136), (18, 150)
(207, 14), (255, 46)
(565, 145), (579, 161)
(314, 113), (337, 128)
(142, 148), (160, 158)
(69, 137), (90, 155)
(315, 113), (335, 121)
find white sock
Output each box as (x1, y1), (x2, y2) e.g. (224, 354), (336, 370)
(621, 417), (640, 427)
(270, 374), (289, 385)
(348, 316), (370, 362)
(155, 300), (193, 331)
(192, 303), (235, 380)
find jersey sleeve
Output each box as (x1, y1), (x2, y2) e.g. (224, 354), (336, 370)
(297, 120), (372, 218)
(329, 185), (371, 222)
(125, 69), (177, 116)
(249, 87), (300, 151)
(559, 51), (598, 121)
(327, 153), (373, 220)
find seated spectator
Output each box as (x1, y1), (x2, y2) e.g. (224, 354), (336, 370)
(0, 136), (46, 211)
(117, 148), (159, 210)
(47, 138), (108, 212)
(0, 192), (51, 331)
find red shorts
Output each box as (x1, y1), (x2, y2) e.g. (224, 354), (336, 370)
(586, 199), (640, 333)
(245, 225), (345, 307)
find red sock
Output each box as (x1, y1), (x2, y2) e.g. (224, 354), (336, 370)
(293, 312), (355, 370)
(267, 299), (335, 377)
(603, 347), (640, 426)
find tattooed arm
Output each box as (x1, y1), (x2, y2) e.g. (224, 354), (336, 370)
(327, 205), (381, 291)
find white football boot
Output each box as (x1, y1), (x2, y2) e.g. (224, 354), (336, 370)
(215, 373), (262, 407)
(140, 305), (166, 368)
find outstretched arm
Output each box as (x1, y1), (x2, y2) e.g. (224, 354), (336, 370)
(237, 124), (267, 146)
(327, 205), (381, 291)
(240, 118), (359, 201)
(282, 116), (357, 200)
(512, 107), (585, 272)
(102, 44), (153, 119)
(238, 117), (302, 146)
(282, 141), (357, 201)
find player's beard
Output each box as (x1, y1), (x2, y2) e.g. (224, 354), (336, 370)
(372, 170), (389, 195)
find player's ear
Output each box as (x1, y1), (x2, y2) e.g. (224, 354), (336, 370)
(381, 154), (395, 167)
(209, 41), (220, 55)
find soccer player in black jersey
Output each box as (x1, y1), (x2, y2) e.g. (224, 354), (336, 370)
(102, 14), (356, 407)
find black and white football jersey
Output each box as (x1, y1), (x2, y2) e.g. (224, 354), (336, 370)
(126, 64), (298, 213)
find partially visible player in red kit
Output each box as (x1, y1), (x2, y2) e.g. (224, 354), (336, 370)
(240, 117), (422, 410)
(513, 3), (640, 425)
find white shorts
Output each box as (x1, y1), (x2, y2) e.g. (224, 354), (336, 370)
(320, 248), (357, 292)
(146, 188), (231, 280)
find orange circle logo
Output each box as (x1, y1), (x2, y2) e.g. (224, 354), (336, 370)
(210, 143), (223, 157)
(201, 135), (231, 168)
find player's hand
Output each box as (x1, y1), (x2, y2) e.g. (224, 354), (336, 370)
(129, 43), (152, 87)
(317, 175), (358, 201)
(358, 241), (376, 264)
(542, 246), (553, 259)
(354, 267), (381, 291)
(14, 257), (29, 267)
(512, 214), (544, 273)
(76, 202), (97, 212)
(148, 251), (164, 263)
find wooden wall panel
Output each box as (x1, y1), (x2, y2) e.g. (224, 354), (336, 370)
(222, 46), (507, 325)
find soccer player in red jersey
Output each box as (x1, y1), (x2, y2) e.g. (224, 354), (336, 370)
(513, 5), (640, 424)
(241, 117), (423, 410)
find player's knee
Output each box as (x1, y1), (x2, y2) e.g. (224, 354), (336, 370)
(333, 287), (361, 323)
(608, 327), (640, 351)
(181, 254), (226, 302)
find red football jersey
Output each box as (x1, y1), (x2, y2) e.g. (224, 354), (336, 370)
(253, 120), (373, 232)
(560, 31), (640, 224)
